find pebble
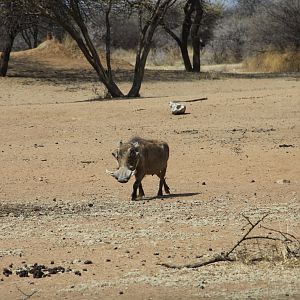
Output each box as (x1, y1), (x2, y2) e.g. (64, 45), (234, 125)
(84, 260), (93, 265)
(3, 268), (12, 277)
(276, 179), (291, 184)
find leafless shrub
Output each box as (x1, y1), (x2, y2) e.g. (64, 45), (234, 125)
(208, 0), (300, 64)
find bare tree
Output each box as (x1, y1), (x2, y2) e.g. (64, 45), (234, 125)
(0, 0), (33, 76)
(21, 23), (39, 49)
(26, 0), (177, 98)
(253, 0), (300, 51)
(162, 0), (221, 72)
(209, 0), (300, 63)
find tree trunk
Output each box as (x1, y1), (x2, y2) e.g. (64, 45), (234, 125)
(181, 0), (194, 72)
(0, 34), (15, 77)
(127, 2), (168, 97)
(127, 51), (150, 97)
(191, 0), (203, 72)
(33, 25), (39, 48)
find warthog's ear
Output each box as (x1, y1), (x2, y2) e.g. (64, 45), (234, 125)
(132, 141), (139, 149)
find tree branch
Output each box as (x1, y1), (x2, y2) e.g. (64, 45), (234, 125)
(160, 213), (299, 269)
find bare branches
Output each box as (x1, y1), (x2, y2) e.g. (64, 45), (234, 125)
(16, 286), (37, 300)
(226, 213), (269, 257)
(161, 213), (300, 269)
(105, 0), (113, 80)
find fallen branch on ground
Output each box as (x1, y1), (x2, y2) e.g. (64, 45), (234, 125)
(160, 213), (299, 269)
(181, 97), (208, 103)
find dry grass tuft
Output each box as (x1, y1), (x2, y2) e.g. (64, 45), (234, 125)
(148, 48), (182, 66)
(62, 34), (82, 58)
(243, 50), (300, 73)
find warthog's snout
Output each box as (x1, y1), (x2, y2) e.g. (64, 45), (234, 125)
(106, 167), (135, 184)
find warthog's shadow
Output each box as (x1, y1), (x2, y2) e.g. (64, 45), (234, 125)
(135, 192), (201, 201)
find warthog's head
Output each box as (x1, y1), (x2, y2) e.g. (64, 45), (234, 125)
(106, 141), (140, 183)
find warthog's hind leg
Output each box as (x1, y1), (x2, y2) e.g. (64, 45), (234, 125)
(163, 179), (170, 194)
(138, 183), (145, 198)
(157, 168), (169, 197)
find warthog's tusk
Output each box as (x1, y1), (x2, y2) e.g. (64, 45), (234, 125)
(106, 169), (114, 176)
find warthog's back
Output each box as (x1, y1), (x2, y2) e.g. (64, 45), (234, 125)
(129, 137), (169, 175)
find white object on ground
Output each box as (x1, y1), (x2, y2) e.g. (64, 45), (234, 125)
(169, 101), (186, 115)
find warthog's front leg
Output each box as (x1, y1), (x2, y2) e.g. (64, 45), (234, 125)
(131, 180), (140, 200)
(132, 174), (145, 200)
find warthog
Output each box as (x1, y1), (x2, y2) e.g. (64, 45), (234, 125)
(106, 137), (170, 200)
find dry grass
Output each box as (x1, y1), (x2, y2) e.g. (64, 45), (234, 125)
(112, 47), (182, 67)
(243, 50), (300, 73)
(112, 48), (136, 65)
(61, 34), (83, 58)
(148, 48), (182, 66)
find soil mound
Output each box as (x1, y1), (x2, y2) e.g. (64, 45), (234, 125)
(11, 39), (132, 70)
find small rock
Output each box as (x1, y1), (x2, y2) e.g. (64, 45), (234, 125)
(74, 271), (81, 276)
(3, 268), (12, 277)
(17, 270), (29, 277)
(202, 182), (206, 185)
(33, 269), (44, 278)
(106, 259), (111, 262)
(276, 179), (291, 184)
(154, 252), (160, 256)
(84, 260), (93, 265)
(119, 291), (124, 295)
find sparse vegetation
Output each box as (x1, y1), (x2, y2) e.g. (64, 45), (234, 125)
(207, 0), (300, 71)
(243, 50), (300, 73)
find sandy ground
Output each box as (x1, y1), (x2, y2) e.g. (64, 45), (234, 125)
(0, 56), (300, 299)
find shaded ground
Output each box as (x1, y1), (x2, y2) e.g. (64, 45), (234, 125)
(0, 53), (299, 299)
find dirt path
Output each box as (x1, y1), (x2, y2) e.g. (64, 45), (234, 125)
(0, 72), (299, 299)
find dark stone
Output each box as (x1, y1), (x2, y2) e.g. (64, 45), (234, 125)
(17, 270), (29, 277)
(3, 268), (12, 277)
(33, 269), (44, 278)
